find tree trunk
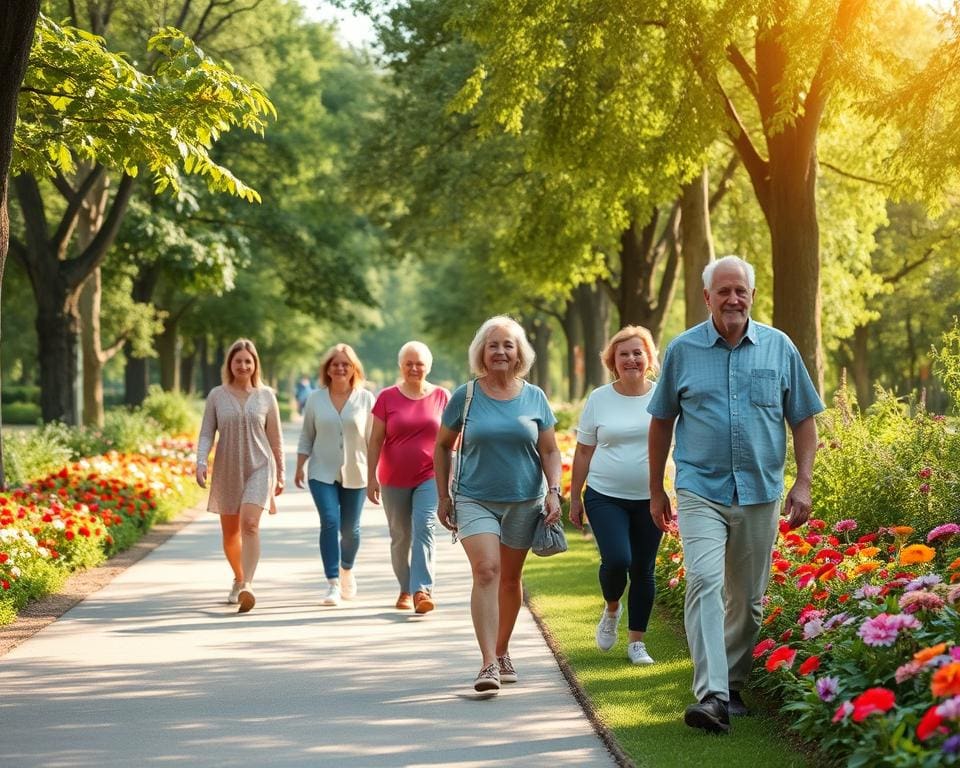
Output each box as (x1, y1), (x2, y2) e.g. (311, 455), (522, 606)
(680, 168), (714, 329)
(849, 323), (871, 408)
(36, 290), (81, 424)
(157, 318), (180, 392)
(180, 347), (196, 394)
(522, 316), (551, 396)
(80, 270), (105, 426)
(124, 267), (159, 406)
(559, 297), (583, 400)
(767, 147), (824, 394)
(78, 169), (111, 426)
(0, 0), (42, 484)
(576, 282), (610, 390)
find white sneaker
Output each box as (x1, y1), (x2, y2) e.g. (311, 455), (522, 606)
(627, 640), (654, 665)
(595, 604), (623, 651)
(227, 581), (242, 605)
(340, 568), (356, 600)
(322, 580), (341, 606)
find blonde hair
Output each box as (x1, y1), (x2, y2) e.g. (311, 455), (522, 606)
(467, 316), (535, 378)
(601, 326), (660, 379)
(319, 343), (365, 389)
(222, 338), (262, 387)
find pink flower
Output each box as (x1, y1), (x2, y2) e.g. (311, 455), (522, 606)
(895, 660), (923, 683)
(833, 700), (854, 722)
(899, 591), (945, 614)
(928, 523), (960, 544)
(858, 613), (922, 647)
(834, 519), (858, 533)
(753, 638), (776, 658)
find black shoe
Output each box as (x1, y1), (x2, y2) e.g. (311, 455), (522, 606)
(728, 689), (750, 717)
(684, 694), (730, 734)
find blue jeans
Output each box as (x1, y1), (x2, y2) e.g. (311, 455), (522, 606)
(308, 480), (365, 580)
(381, 480), (438, 594)
(584, 486), (663, 632)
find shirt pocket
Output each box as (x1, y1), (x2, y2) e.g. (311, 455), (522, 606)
(750, 369), (779, 407)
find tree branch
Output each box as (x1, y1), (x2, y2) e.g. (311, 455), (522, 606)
(53, 164), (107, 250)
(714, 75), (769, 212)
(62, 173), (136, 290)
(708, 154), (740, 212)
(726, 44), (758, 101)
(820, 160), (892, 187)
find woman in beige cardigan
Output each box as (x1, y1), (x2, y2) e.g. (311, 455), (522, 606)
(295, 343), (375, 606)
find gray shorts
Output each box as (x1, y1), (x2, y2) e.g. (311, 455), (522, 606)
(453, 495), (543, 550)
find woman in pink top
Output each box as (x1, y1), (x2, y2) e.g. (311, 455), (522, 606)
(368, 341), (450, 613)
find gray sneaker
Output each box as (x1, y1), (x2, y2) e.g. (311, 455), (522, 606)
(627, 640), (654, 665)
(595, 604), (623, 651)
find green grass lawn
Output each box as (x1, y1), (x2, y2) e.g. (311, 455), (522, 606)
(522, 529), (814, 768)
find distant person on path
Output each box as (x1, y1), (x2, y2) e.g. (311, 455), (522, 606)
(434, 316), (563, 693)
(367, 341), (450, 614)
(196, 338), (285, 614)
(295, 343), (374, 607)
(295, 376), (313, 415)
(569, 325), (662, 666)
(647, 255), (824, 734)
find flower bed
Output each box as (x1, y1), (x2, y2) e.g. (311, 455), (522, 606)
(656, 518), (960, 766)
(0, 438), (202, 625)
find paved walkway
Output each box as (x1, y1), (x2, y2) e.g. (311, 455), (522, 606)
(0, 429), (615, 767)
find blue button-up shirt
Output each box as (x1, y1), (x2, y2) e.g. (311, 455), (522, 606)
(647, 319), (824, 506)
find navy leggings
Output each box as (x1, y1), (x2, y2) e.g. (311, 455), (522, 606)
(584, 486), (663, 632)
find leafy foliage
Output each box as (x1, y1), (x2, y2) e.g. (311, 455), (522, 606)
(15, 14), (275, 199)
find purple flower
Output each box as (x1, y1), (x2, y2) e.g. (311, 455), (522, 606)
(928, 523), (960, 544)
(951, 646), (960, 661)
(857, 613), (922, 647)
(816, 676), (840, 702)
(803, 618), (825, 640)
(944, 735), (960, 756)
(824, 612), (851, 630)
(904, 574), (943, 592)
(854, 585), (882, 600)
(834, 519), (858, 533)
(937, 696), (960, 720)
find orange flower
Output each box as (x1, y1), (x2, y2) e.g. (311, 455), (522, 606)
(859, 547), (880, 558)
(888, 526), (915, 537)
(914, 643), (948, 664)
(900, 544), (937, 565)
(853, 561), (881, 576)
(931, 662), (960, 697)
(763, 605), (783, 625)
(947, 557), (960, 571)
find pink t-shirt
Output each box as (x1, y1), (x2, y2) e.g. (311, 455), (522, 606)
(372, 385), (450, 488)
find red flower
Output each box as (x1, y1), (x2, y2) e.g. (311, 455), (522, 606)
(765, 645), (797, 672)
(798, 655), (821, 675)
(851, 688), (895, 722)
(1, 580), (9, 590)
(753, 638), (776, 658)
(0, 552), (7, 564)
(780, 629), (794, 642)
(917, 705), (946, 740)
(833, 701), (853, 722)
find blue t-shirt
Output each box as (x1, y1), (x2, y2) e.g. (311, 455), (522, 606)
(647, 319), (824, 506)
(442, 380), (557, 502)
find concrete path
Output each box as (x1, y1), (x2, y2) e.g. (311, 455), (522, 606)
(0, 428), (615, 767)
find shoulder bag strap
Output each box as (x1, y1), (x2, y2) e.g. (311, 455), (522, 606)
(453, 379), (475, 498)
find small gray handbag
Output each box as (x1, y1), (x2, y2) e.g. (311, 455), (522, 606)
(531, 512), (568, 557)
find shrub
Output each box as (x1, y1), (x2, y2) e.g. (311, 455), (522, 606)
(1, 401), (42, 424)
(551, 399), (584, 434)
(99, 409), (162, 454)
(141, 386), (200, 434)
(0, 385), (40, 405)
(2, 427), (73, 487)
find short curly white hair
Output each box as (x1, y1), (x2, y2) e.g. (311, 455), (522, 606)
(467, 316), (535, 378)
(397, 340), (433, 372)
(702, 255), (756, 290)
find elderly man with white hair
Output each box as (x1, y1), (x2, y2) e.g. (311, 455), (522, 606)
(647, 256), (825, 734)
(367, 341), (450, 614)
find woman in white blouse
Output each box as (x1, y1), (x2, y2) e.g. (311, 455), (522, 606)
(569, 326), (662, 666)
(295, 343), (375, 606)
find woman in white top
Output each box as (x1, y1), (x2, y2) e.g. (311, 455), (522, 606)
(569, 326), (662, 665)
(295, 343), (375, 606)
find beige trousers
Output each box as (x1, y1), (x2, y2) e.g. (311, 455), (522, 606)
(676, 489), (780, 702)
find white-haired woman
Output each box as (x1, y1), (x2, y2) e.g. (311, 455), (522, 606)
(196, 338), (285, 614)
(434, 316), (562, 693)
(367, 341), (450, 613)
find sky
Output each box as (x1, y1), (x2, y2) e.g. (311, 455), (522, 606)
(302, 2), (377, 48)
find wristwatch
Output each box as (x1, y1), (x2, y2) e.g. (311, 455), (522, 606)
(548, 485), (561, 496)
